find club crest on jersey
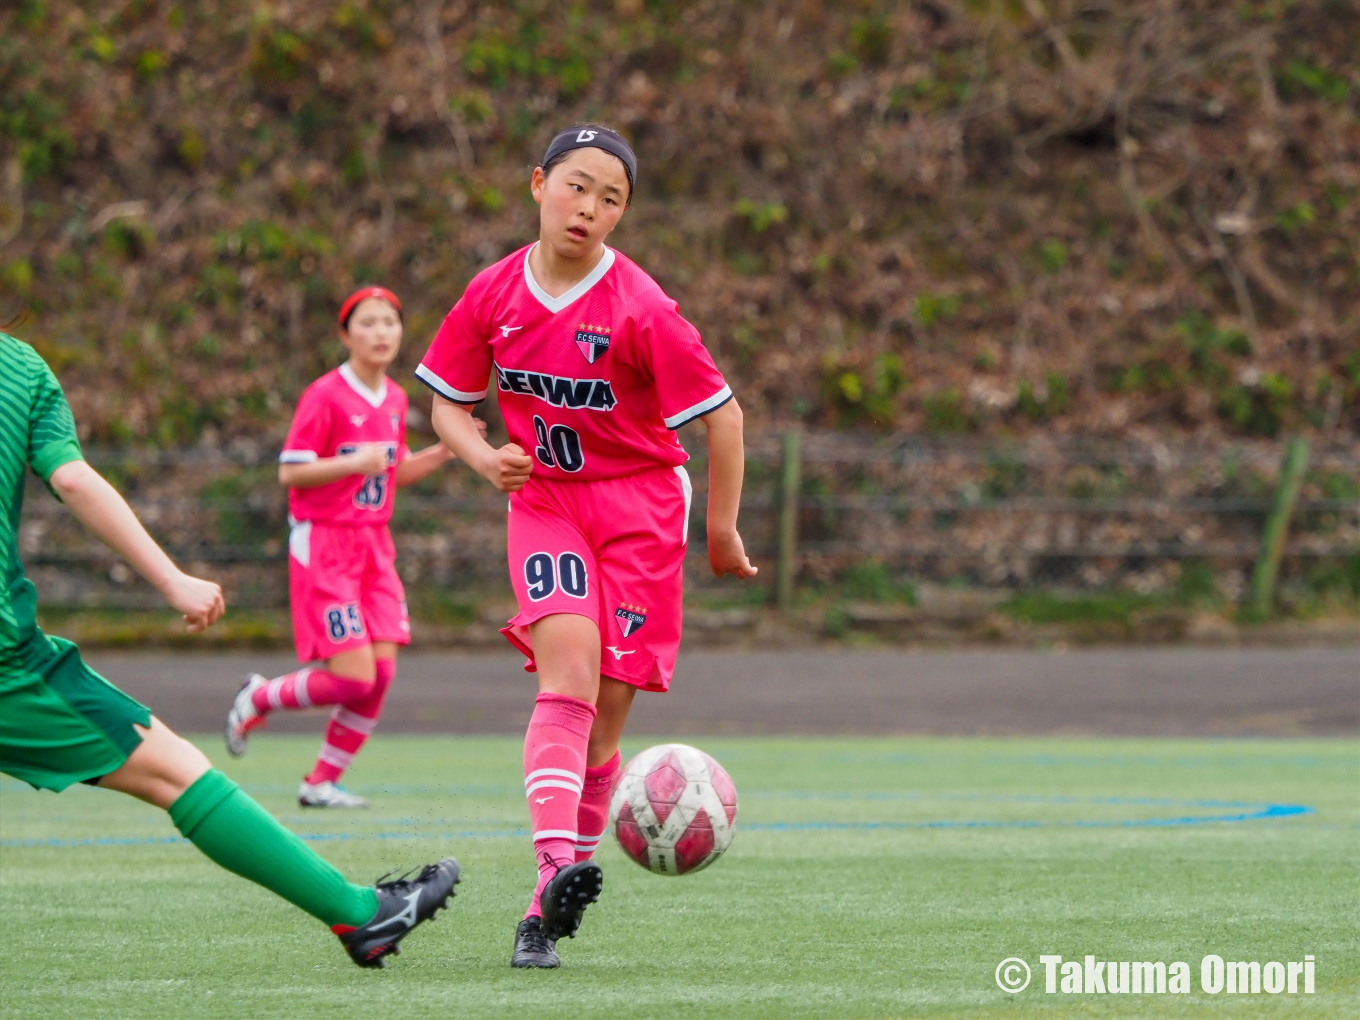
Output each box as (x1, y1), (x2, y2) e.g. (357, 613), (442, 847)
(574, 323), (611, 364)
(615, 603), (647, 638)
(389, 413), (401, 431)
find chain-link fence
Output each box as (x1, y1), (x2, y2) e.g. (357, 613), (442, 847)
(21, 433), (1360, 611)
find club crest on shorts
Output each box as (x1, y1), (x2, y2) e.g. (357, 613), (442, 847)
(574, 323), (611, 364)
(615, 603), (647, 637)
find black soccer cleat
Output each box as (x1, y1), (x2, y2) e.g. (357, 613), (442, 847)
(538, 859), (603, 941)
(510, 916), (560, 969)
(334, 857), (460, 968)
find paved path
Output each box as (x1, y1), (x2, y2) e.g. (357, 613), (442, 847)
(86, 646), (1359, 737)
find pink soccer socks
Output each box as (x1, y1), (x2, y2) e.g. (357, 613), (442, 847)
(245, 663), (394, 786)
(251, 667), (373, 714)
(522, 692), (597, 918)
(304, 659), (395, 785)
(575, 751), (620, 862)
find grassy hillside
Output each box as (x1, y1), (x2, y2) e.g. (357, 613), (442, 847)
(1, 0), (1357, 446)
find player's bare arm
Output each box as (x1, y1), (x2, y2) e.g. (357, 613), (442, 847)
(700, 398), (757, 580)
(394, 419), (487, 488)
(394, 442), (453, 486)
(47, 460), (225, 631)
(431, 396), (533, 493)
(278, 444), (391, 488)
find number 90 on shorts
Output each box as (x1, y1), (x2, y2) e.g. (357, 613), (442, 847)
(524, 551), (589, 601)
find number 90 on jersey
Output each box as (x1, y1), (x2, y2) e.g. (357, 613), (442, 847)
(532, 415), (584, 473)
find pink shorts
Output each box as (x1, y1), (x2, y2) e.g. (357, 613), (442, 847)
(288, 521), (410, 663)
(503, 464), (692, 693)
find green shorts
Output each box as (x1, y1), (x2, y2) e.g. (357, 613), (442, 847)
(0, 633), (151, 792)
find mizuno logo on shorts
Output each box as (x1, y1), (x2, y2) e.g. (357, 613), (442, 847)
(495, 363), (616, 411)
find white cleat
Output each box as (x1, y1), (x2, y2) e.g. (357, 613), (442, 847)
(299, 780), (370, 809)
(224, 673), (268, 758)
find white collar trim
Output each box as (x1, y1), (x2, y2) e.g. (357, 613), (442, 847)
(522, 243), (616, 314)
(339, 362), (388, 408)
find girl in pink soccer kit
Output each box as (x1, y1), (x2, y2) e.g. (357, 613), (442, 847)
(225, 287), (480, 809)
(419, 125), (757, 967)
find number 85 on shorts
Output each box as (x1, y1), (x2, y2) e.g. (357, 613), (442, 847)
(523, 551), (590, 602)
(325, 602), (365, 640)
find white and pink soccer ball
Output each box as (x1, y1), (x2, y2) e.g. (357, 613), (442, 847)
(609, 743), (738, 875)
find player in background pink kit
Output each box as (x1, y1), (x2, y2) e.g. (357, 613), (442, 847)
(225, 287), (478, 808)
(419, 125), (757, 968)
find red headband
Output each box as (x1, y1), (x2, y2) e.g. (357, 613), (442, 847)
(338, 286), (402, 329)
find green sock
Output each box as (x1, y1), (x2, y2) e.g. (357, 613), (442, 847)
(169, 769), (378, 930)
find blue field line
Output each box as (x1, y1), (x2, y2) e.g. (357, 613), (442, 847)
(4, 763), (1352, 797)
(744, 803), (1313, 833)
(0, 827), (532, 848)
(243, 782), (526, 797)
(746, 791), (1287, 809)
(0, 795), (1315, 848)
(0, 779), (529, 797)
(825, 752), (1352, 769)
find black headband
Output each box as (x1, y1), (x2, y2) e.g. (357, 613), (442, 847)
(541, 125), (637, 195)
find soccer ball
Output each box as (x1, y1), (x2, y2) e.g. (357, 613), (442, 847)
(609, 743), (738, 876)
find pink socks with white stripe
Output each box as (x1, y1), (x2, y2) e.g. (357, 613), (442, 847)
(523, 692), (597, 919)
(251, 667), (372, 714)
(304, 659), (395, 785)
(249, 661), (395, 785)
(575, 751), (620, 862)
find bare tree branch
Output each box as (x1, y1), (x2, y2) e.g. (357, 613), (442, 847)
(0, 159), (22, 249)
(424, 1), (475, 173)
(1192, 189), (1257, 337)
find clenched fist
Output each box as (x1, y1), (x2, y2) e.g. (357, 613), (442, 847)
(346, 443), (392, 476)
(161, 572), (226, 632)
(477, 443), (534, 493)
(707, 528), (758, 579)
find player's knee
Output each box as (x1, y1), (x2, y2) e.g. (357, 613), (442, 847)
(126, 724), (212, 802)
(566, 654), (597, 686)
(159, 732), (212, 786)
(549, 656), (597, 700)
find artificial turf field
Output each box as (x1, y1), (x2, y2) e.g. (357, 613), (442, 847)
(1, 735), (1355, 1019)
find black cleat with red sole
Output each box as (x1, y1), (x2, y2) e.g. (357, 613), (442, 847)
(538, 859), (602, 942)
(333, 857), (460, 968)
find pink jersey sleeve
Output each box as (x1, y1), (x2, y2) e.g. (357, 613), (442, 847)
(279, 385), (332, 464)
(416, 276), (494, 405)
(640, 303), (732, 429)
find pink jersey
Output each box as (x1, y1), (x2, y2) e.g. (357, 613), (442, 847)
(416, 244), (731, 482)
(280, 363), (410, 526)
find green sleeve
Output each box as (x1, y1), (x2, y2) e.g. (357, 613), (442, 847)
(26, 356), (84, 481)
